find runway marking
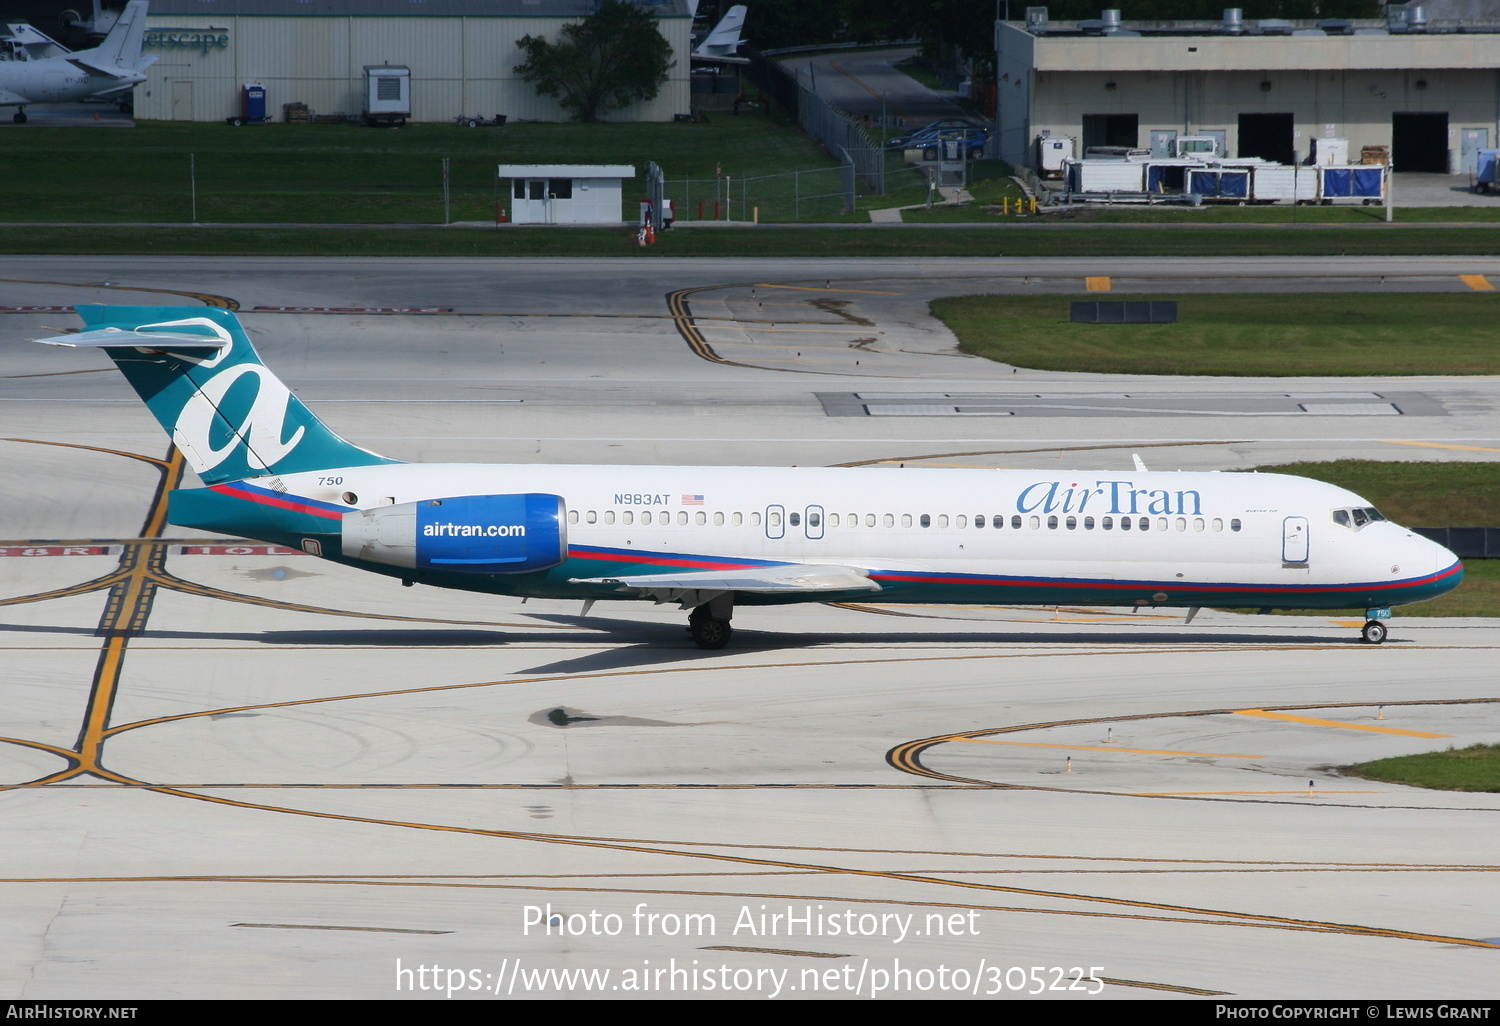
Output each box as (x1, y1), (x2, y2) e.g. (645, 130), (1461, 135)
(960, 739), (1264, 758)
(703, 946), (848, 958)
(231, 922), (452, 934)
(1133, 790), (1379, 796)
(1085, 276), (1112, 291)
(1382, 440), (1500, 454)
(752, 283), (903, 295)
(887, 698), (1495, 788)
(108, 784), (1500, 951)
(829, 438), (1252, 468)
(1233, 709), (1451, 738)
(0, 277), (237, 309)
(1460, 274), (1494, 290)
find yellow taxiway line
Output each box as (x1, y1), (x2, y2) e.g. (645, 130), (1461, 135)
(961, 739), (1263, 758)
(1234, 709), (1450, 738)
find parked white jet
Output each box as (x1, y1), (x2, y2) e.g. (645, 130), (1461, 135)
(693, 5), (749, 65)
(34, 307), (1462, 648)
(0, 1), (152, 122)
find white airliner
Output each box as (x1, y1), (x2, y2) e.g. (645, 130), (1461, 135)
(35, 306), (1462, 648)
(0, 1), (153, 123)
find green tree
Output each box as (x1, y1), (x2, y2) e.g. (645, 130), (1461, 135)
(514, 0), (675, 122)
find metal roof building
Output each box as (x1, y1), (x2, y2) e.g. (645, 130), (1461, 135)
(998, 4), (1500, 174)
(136, 0), (691, 123)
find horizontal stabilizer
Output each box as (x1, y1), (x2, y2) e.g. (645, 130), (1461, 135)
(34, 326), (229, 355)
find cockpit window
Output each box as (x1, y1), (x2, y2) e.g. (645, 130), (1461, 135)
(1334, 506), (1387, 530)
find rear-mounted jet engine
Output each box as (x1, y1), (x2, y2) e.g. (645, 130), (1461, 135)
(342, 493), (566, 574)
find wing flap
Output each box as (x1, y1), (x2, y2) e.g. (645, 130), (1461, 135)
(570, 562), (881, 600)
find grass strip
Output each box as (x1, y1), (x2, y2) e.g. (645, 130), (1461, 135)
(3, 225), (1500, 258)
(1343, 743), (1500, 792)
(935, 292), (1500, 375)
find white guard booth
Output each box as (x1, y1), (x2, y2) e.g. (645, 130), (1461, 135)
(498, 165), (636, 225)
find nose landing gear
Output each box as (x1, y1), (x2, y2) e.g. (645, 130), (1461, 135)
(1360, 607), (1391, 644)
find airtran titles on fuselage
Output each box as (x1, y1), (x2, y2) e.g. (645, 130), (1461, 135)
(421, 523), (528, 538)
(1016, 480), (1204, 517)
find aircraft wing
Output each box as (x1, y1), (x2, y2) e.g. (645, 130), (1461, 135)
(570, 562), (881, 605)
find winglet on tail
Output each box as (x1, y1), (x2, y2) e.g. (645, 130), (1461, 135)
(38, 306), (400, 485)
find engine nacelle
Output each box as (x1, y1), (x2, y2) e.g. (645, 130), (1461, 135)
(341, 493), (567, 575)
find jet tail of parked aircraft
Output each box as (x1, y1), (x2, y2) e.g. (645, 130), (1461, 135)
(35, 306), (401, 485)
(693, 5), (749, 63)
(70, 0), (148, 77)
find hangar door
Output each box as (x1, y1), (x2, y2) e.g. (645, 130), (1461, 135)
(1082, 114), (1139, 152)
(1238, 113), (1295, 165)
(1392, 112), (1449, 173)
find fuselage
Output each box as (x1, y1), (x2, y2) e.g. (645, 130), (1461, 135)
(180, 463), (1464, 612)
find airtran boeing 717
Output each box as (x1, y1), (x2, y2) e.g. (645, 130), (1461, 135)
(35, 306), (1462, 648)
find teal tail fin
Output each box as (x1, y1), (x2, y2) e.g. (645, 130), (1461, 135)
(39, 306), (400, 485)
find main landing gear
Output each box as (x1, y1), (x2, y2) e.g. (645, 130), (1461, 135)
(1360, 607), (1391, 645)
(13, 108), (27, 124)
(687, 597), (734, 650)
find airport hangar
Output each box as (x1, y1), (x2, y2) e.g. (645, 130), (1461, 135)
(132, 0), (692, 123)
(996, 4), (1500, 174)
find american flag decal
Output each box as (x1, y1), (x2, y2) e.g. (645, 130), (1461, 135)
(681, 494), (704, 505)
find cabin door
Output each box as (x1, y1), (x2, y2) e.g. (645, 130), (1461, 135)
(1282, 516), (1309, 564)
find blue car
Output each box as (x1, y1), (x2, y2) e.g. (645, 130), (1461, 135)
(886, 121), (991, 160)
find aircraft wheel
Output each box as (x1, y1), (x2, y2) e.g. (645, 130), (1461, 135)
(13, 111), (27, 124)
(1360, 620), (1388, 645)
(689, 615), (732, 650)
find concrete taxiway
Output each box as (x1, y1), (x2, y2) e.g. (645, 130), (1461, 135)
(0, 256), (1497, 1000)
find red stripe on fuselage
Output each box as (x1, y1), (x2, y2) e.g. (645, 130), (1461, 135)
(210, 483), (344, 520)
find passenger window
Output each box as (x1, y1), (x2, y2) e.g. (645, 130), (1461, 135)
(1121, 517), (1132, 531)
(900, 514), (912, 528)
(866, 514), (877, 527)
(1193, 518), (1204, 532)
(1139, 517), (1150, 531)
(919, 514), (931, 528)
(789, 511), (801, 527)
(586, 510), (597, 524)
(957, 515), (968, 529)
(1011, 515), (1022, 529)
(1028, 515), (1040, 530)
(695, 512), (706, 525)
(751, 512), (761, 526)
(828, 513), (839, 527)
(770, 511), (782, 527)
(1084, 516), (1095, 530)
(1212, 518), (1222, 531)
(623, 511), (634, 525)
(808, 512), (821, 527)
(1230, 518), (1242, 532)
(1157, 518), (1167, 531)
(568, 510), (579, 524)
(641, 511), (652, 525)
(1065, 516), (1076, 530)
(1175, 518), (1186, 532)
(678, 512), (688, 525)
(974, 514), (985, 529)
(937, 515), (948, 528)
(714, 512), (724, 526)
(732, 512), (742, 526)
(883, 514), (895, 528)
(1103, 516), (1113, 530)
